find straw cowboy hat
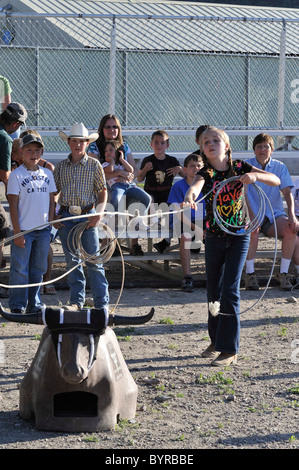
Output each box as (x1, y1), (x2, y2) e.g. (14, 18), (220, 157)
(59, 122), (98, 143)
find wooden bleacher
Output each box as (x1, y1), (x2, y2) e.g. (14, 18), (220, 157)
(1, 130), (298, 280)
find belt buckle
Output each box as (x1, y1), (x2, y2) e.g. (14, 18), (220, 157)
(69, 205), (81, 215)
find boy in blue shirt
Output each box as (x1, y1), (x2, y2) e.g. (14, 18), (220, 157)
(245, 133), (299, 291)
(167, 154), (205, 292)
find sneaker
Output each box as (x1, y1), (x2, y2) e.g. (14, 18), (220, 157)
(277, 272), (293, 291)
(244, 272), (259, 291)
(211, 352), (238, 367)
(153, 239), (170, 254)
(11, 308), (25, 314)
(201, 343), (219, 359)
(130, 244), (144, 256)
(182, 275), (194, 292)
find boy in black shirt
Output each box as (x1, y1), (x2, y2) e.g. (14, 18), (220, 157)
(137, 130), (184, 204)
(137, 130), (184, 253)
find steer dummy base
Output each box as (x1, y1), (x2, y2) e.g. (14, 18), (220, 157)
(19, 326), (138, 432)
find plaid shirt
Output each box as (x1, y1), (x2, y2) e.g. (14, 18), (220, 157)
(53, 154), (106, 208)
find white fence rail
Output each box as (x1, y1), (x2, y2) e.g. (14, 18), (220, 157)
(30, 127), (299, 175)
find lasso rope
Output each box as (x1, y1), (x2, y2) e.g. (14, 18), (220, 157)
(211, 176), (277, 316)
(0, 177), (278, 316)
(0, 212), (129, 313)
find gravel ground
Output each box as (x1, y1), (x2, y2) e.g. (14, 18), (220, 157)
(0, 248), (298, 452)
(0, 230), (298, 453)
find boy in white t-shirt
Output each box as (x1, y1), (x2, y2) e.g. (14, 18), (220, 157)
(7, 134), (56, 313)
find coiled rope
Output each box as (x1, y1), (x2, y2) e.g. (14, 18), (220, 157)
(0, 213), (128, 313)
(211, 176), (277, 316)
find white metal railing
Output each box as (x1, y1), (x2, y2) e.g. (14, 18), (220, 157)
(1, 10), (299, 23)
(31, 127), (299, 175)
(32, 126), (299, 137)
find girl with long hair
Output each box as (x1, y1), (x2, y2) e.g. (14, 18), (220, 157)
(184, 127), (280, 366)
(88, 114), (146, 255)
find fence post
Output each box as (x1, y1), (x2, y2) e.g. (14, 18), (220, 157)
(109, 16), (116, 114)
(245, 53), (250, 149)
(277, 20), (286, 147)
(35, 46), (40, 126)
(122, 51), (128, 125)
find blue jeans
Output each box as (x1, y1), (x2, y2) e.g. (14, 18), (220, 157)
(110, 183), (151, 215)
(204, 231), (250, 354)
(9, 227), (51, 312)
(58, 209), (109, 309)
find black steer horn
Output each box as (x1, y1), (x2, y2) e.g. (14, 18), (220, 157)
(0, 304), (43, 324)
(0, 303), (154, 326)
(109, 307), (154, 326)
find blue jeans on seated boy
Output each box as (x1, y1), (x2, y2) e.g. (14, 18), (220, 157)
(110, 182), (151, 215)
(58, 209), (109, 309)
(9, 227), (51, 313)
(205, 231), (250, 354)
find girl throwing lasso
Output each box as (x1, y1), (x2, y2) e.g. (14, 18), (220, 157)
(184, 127), (280, 366)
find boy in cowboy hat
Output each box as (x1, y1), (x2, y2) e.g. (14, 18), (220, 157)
(53, 122), (109, 311)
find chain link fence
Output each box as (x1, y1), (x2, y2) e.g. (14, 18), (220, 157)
(0, 10), (299, 152)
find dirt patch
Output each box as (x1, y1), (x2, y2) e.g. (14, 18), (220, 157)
(0, 244), (299, 451)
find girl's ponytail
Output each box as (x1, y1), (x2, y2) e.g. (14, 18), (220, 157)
(227, 148), (237, 178)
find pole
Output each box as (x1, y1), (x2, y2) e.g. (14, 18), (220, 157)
(109, 16), (116, 114)
(277, 20), (286, 147)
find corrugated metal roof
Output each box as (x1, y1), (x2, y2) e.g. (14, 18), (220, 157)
(17, 0), (299, 17)
(2, 1), (299, 53)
